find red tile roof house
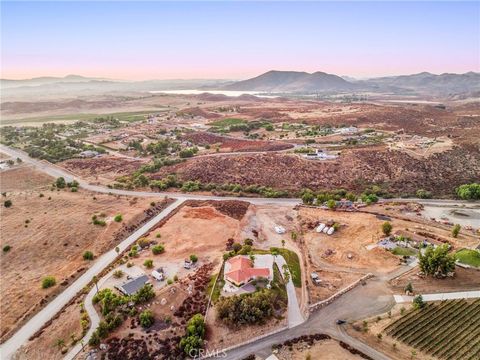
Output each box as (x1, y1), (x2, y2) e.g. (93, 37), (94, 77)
(224, 255), (271, 287)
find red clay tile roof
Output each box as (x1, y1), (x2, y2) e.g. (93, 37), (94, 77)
(225, 255), (270, 285)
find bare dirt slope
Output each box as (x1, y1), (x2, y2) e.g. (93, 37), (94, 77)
(153, 146), (480, 197)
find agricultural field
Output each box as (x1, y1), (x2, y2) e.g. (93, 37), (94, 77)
(384, 299), (480, 360)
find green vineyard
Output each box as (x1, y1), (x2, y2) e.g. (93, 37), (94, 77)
(384, 299), (480, 360)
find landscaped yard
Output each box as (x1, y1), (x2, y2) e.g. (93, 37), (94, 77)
(455, 249), (480, 268)
(208, 118), (246, 127)
(271, 247), (302, 288)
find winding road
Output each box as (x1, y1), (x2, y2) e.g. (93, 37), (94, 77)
(0, 143), (476, 360)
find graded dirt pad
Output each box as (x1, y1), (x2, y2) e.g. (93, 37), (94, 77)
(0, 167), (164, 342)
(143, 202), (244, 262)
(154, 145), (480, 197)
(300, 208), (399, 273)
(276, 338), (364, 360)
(183, 132), (293, 152)
(389, 266), (480, 294)
(184, 199), (250, 220)
(12, 297), (85, 360)
(60, 156), (146, 183)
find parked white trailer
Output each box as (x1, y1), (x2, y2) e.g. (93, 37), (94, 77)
(327, 227), (335, 235)
(322, 226), (330, 234)
(316, 223), (326, 233)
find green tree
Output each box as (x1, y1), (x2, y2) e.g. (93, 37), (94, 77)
(143, 259), (154, 268)
(404, 282), (413, 294)
(418, 244), (455, 277)
(3, 245), (11, 252)
(456, 183), (480, 200)
(4, 200), (12, 208)
(133, 284), (155, 304)
(179, 314), (206, 357)
(382, 221), (393, 236)
(452, 224), (461, 238)
(190, 254), (198, 263)
(113, 214), (123, 222)
(139, 309), (155, 328)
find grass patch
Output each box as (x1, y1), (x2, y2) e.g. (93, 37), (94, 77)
(206, 267), (225, 304)
(455, 249), (480, 267)
(391, 247), (417, 256)
(271, 263), (288, 306)
(271, 247), (302, 288)
(208, 118), (246, 127)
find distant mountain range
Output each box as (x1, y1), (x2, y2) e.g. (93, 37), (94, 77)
(2, 71), (479, 99)
(223, 70), (480, 95)
(223, 70), (357, 92)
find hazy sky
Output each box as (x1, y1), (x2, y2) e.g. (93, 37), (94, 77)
(1, 1), (479, 80)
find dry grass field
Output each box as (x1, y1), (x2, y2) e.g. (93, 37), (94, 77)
(0, 166), (163, 342)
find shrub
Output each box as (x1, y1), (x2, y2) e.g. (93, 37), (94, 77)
(382, 221), (392, 236)
(42, 276), (56, 289)
(3, 245), (11, 253)
(326, 199), (336, 209)
(167, 279), (173, 285)
(156, 233), (161, 238)
(173, 275), (179, 281)
(83, 251), (94, 260)
(416, 189), (432, 199)
(232, 243), (242, 252)
(4, 200), (12, 208)
(114, 214), (123, 222)
(113, 270), (124, 278)
(139, 309), (155, 328)
(55, 177), (66, 189)
(413, 295), (425, 309)
(404, 282), (413, 293)
(152, 244), (165, 255)
(190, 254), (198, 263)
(144, 259), (154, 268)
(452, 224), (461, 238)
(244, 238), (253, 246)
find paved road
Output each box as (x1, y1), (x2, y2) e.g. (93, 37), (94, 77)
(0, 198), (185, 359)
(394, 289), (480, 303)
(274, 255), (304, 328)
(222, 277), (396, 360)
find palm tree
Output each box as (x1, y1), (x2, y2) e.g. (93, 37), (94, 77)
(55, 338), (65, 350)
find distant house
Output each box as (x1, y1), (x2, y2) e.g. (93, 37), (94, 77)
(79, 150), (99, 158)
(224, 255), (271, 287)
(115, 275), (149, 296)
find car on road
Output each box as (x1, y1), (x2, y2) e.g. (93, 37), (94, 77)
(336, 319), (347, 325)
